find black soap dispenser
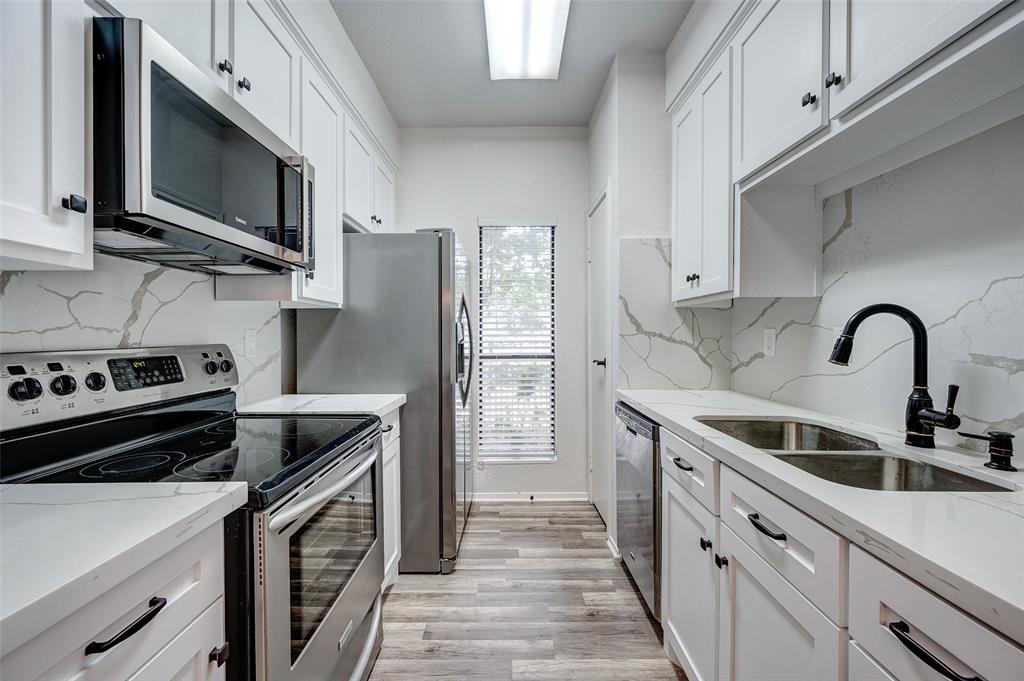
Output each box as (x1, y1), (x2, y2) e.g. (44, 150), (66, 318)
(958, 430), (1017, 472)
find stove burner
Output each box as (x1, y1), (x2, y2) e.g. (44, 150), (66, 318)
(80, 451), (183, 479)
(204, 420), (239, 435)
(172, 447), (291, 480)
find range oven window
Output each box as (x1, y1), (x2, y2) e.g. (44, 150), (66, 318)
(288, 465), (376, 663)
(149, 62), (302, 251)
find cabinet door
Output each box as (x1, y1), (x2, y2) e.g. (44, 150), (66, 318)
(671, 99), (701, 300)
(0, 0), (90, 270)
(231, 0), (301, 149)
(343, 120), (374, 231)
(295, 65), (343, 306)
(828, 0), (1006, 118)
(718, 525), (844, 681)
(126, 600), (226, 681)
(111, 0), (230, 91)
(382, 438), (402, 588)
(733, 0), (828, 180)
(373, 158), (395, 232)
(662, 474), (719, 681)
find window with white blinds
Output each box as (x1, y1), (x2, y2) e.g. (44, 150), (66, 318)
(477, 223), (556, 461)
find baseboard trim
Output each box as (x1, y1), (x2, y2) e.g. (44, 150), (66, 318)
(472, 491), (591, 502)
(606, 535), (621, 561)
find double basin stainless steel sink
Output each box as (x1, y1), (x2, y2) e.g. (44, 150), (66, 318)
(696, 418), (1011, 493)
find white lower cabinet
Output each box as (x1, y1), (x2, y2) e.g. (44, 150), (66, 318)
(127, 600), (226, 681)
(848, 546), (1024, 681)
(661, 471), (719, 681)
(717, 523), (845, 681)
(382, 408), (402, 589)
(848, 641), (896, 681)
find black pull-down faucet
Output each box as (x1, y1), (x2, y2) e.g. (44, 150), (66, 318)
(828, 303), (960, 448)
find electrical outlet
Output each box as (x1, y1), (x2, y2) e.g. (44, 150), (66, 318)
(244, 329), (257, 358)
(763, 328), (777, 357)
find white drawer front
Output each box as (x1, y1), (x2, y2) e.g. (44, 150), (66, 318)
(661, 427), (719, 514)
(849, 546), (1024, 681)
(127, 599), (225, 681)
(381, 408), (401, 450)
(848, 641), (896, 681)
(720, 465), (847, 625)
(4, 523), (224, 681)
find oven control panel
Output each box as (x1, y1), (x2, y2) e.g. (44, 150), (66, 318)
(1, 344), (238, 432)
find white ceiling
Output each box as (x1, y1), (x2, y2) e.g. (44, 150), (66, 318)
(330, 0), (693, 127)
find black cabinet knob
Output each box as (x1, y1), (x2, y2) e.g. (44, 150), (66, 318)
(685, 274), (692, 282)
(218, 59), (233, 74)
(238, 77), (251, 91)
(693, 273), (700, 281)
(699, 537), (712, 552)
(209, 643), (230, 667)
(714, 553), (729, 569)
(824, 72), (842, 88)
(62, 194), (87, 214)
(801, 92), (817, 107)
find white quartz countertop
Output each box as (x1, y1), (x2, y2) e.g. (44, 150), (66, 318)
(617, 389), (1024, 644)
(238, 393), (406, 417)
(0, 482), (247, 655)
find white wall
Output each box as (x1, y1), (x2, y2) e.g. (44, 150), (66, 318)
(397, 126), (590, 500)
(0, 255), (284, 404)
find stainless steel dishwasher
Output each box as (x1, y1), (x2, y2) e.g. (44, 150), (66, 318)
(614, 401), (660, 621)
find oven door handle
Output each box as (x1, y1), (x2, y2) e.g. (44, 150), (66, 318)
(349, 594), (383, 681)
(267, 441), (379, 533)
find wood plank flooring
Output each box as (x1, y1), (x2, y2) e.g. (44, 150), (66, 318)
(368, 502), (685, 680)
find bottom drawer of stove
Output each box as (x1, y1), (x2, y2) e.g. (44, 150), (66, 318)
(3, 522), (225, 681)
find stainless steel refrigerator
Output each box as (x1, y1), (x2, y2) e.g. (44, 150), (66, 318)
(296, 228), (474, 573)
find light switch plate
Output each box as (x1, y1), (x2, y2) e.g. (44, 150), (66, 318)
(244, 329), (257, 358)
(763, 328), (777, 357)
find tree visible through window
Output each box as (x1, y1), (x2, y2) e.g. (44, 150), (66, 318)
(477, 223), (556, 461)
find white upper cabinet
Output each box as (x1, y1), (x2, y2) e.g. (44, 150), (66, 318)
(732, 0), (827, 180)
(344, 120), (374, 231)
(231, 0), (301, 150)
(0, 0), (90, 271)
(672, 48), (733, 303)
(373, 158), (396, 232)
(827, 0), (1007, 118)
(112, 0), (230, 91)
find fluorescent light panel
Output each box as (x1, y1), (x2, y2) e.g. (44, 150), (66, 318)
(484, 0), (570, 80)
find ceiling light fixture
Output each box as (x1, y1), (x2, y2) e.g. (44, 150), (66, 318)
(484, 0), (571, 80)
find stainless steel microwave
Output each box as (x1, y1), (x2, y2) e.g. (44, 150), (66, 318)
(92, 17), (313, 275)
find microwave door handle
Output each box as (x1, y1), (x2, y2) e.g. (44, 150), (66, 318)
(267, 442), (378, 533)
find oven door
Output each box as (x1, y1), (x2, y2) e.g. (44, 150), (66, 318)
(255, 432), (383, 681)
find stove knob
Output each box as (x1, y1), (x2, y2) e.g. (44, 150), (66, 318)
(219, 359), (234, 373)
(204, 360), (219, 375)
(85, 372), (107, 392)
(8, 377), (43, 401)
(49, 374), (77, 396)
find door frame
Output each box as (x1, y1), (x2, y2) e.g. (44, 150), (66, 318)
(585, 180), (613, 526)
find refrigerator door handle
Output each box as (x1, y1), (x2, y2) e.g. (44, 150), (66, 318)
(458, 293), (474, 407)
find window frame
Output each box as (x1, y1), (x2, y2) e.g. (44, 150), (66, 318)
(476, 219), (557, 464)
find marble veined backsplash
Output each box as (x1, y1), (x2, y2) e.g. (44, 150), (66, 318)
(620, 117), (1023, 451)
(0, 254), (283, 404)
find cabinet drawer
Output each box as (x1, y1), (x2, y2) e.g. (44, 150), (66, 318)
(3, 523), (224, 681)
(381, 408), (400, 451)
(127, 599), (225, 681)
(849, 546), (1024, 681)
(848, 641), (895, 681)
(720, 466), (847, 625)
(661, 428), (719, 514)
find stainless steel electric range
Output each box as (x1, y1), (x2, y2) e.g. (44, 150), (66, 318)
(0, 345), (384, 681)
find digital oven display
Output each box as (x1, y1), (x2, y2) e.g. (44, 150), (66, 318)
(107, 356), (184, 391)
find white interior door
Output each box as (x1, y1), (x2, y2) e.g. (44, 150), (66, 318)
(587, 190), (612, 529)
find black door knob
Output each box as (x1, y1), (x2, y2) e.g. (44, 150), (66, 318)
(218, 59), (233, 74)
(204, 361), (219, 375)
(84, 372), (107, 391)
(49, 374), (77, 396)
(824, 72), (842, 88)
(8, 378), (43, 401)
(801, 92), (817, 107)
(62, 194), (87, 214)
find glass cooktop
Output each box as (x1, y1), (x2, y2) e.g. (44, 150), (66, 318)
(24, 415), (378, 508)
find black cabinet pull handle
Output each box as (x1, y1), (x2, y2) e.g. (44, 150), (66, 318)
(381, 424), (394, 434)
(888, 621), (980, 681)
(85, 597), (167, 655)
(218, 59), (233, 74)
(714, 553), (728, 569)
(592, 358), (607, 367)
(801, 92), (817, 107)
(699, 537), (712, 552)
(62, 194), (87, 214)
(209, 642), (231, 667)
(672, 456), (693, 472)
(825, 72), (842, 88)
(748, 512), (786, 541)
(238, 77), (251, 91)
